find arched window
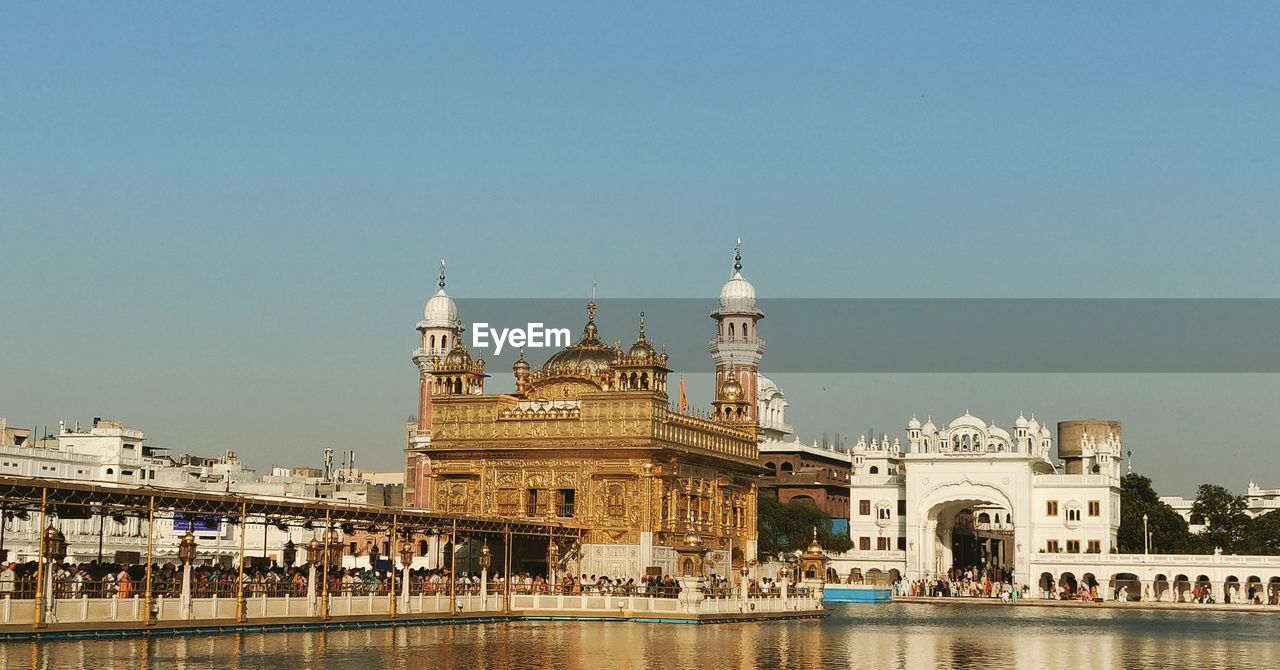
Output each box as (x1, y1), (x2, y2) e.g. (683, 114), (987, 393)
(780, 462), (793, 473)
(765, 462), (777, 474)
(869, 466), (879, 474)
(442, 335), (447, 349)
(728, 322), (735, 339)
(430, 334), (435, 349)
(105, 468), (114, 475)
(743, 322), (749, 338)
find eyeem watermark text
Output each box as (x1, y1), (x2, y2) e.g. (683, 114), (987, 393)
(471, 323), (571, 355)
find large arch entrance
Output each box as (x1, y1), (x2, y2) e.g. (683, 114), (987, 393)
(922, 493), (1018, 583)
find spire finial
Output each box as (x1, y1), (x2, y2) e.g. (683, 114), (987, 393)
(638, 311), (646, 340)
(582, 286), (599, 341)
(438, 259), (447, 289)
(733, 238), (742, 273)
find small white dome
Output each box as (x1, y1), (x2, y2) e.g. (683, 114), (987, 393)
(988, 424), (1011, 440)
(907, 415), (922, 430)
(719, 272), (756, 312)
(1014, 414), (1029, 428)
(949, 411), (987, 431)
(921, 417), (937, 433)
(1039, 425), (1052, 438)
(423, 288), (457, 328)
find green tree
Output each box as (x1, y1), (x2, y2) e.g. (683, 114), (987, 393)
(1244, 511), (1280, 555)
(757, 496), (852, 561)
(1117, 473), (1192, 554)
(1190, 483), (1250, 553)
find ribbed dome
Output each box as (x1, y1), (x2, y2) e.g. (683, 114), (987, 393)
(717, 373), (745, 402)
(442, 344), (472, 369)
(423, 288), (457, 328)
(719, 272), (756, 312)
(907, 415), (922, 430)
(540, 345), (616, 375)
(538, 300), (618, 376)
(628, 340), (656, 360)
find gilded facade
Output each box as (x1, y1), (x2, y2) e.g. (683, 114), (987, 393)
(405, 249), (769, 579)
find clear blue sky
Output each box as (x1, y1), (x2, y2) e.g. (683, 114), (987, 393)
(2, 4), (1278, 495)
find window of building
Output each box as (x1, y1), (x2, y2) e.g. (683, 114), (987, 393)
(897, 536), (907, 551)
(1046, 500), (1059, 516)
(876, 506), (891, 521)
(555, 489), (576, 518)
(780, 462), (793, 473)
(859, 500), (871, 516)
(497, 489), (519, 516)
(1087, 540), (1101, 554)
(1066, 540), (1080, 553)
(1066, 507), (1081, 522)
(607, 484), (626, 518)
(1046, 540), (1060, 553)
(897, 500), (907, 515)
(876, 537), (890, 550)
(1088, 500), (1101, 517)
(869, 466), (879, 474)
(859, 536), (871, 551)
(524, 489), (542, 517)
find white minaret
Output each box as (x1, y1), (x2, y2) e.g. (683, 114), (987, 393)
(709, 239), (765, 423)
(408, 260), (458, 508)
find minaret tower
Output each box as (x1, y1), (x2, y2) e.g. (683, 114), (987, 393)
(709, 239), (764, 423)
(407, 260), (458, 508)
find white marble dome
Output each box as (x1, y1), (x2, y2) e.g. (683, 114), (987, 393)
(719, 272), (756, 312)
(422, 288), (457, 328)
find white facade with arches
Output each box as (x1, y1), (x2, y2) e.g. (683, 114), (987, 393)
(836, 412), (1280, 602)
(839, 412), (1123, 593)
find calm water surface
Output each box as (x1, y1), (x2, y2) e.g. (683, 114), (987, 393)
(4, 603), (1280, 669)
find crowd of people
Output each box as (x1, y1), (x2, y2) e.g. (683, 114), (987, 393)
(0, 560), (793, 602)
(899, 566), (1025, 602)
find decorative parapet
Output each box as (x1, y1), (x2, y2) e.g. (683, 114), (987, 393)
(498, 399), (583, 420)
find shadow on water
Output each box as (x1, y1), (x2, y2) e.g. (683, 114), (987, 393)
(4, 604), (1280, 670)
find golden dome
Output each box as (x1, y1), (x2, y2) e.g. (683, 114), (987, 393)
(627, 312), (656, 360)
(538, 300), (619, 376)
(717, 371), (744, 403)
(442, 343), (472, 369)
(512, 349), (530, 373)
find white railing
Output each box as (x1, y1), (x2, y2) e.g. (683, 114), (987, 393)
(1032, 552), (1280, 568)
(851, 476), (904, 486)
(0, 591), (820, 627)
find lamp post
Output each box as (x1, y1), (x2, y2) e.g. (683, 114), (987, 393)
(1143, 513), (1149, 556)
(738, 560), (753, 600)
(478, 540), (492, 606)
(306, 536), (323, 616)
(282, 540), (297, 568)
(40, 525), (67, 624)
(399, 537), (414, 613)
(178, 530), (197, 619)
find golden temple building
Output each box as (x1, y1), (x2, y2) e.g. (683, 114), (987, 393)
(404, 248), (768, 579)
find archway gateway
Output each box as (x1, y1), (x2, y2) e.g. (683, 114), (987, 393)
(920, 494), (1018, 582)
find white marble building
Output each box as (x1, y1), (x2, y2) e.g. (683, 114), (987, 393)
(841, 412), (1123, 591)
(0, 417), (404, 567)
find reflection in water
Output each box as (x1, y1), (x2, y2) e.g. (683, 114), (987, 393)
(4, 604), (1280, 670)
